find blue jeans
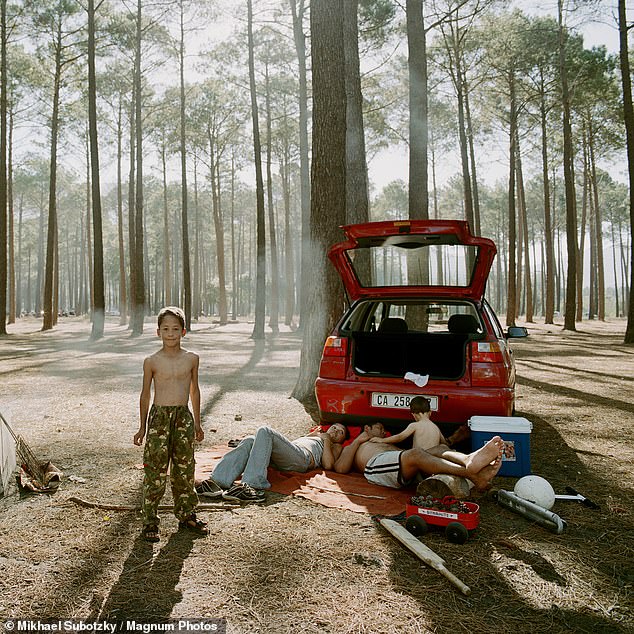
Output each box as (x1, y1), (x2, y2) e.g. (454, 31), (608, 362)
(211, 426), (312, 489)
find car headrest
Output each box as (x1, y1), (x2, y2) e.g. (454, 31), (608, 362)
(378, 317), (408, 333)
(448, 314), (480, 334)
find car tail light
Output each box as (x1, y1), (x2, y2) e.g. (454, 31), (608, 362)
(319, 336), (348, 379)
(470, 340), (511, 386)
(471, 340), (505, 362)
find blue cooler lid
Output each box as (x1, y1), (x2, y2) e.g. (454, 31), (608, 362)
(468, 416), (532, 434)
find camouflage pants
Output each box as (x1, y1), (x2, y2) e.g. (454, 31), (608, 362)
(142, 404), (198, 527)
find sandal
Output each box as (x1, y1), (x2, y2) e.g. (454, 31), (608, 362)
(143, 525), (160, 543)
(178, 513), (209, 536)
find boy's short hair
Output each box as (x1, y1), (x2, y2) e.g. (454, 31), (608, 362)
(338, 424), (351, 441)
(158, 306), (186, 330)
(410, 396), (431, 414)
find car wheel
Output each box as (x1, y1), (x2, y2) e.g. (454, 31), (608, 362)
(405, 515), (428, 537)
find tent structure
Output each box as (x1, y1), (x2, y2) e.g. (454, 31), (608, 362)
(0, 412), (17, 497)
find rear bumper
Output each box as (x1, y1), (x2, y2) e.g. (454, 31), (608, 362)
(315, 377), (514, 426)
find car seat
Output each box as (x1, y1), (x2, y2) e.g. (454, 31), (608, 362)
(377, 317), (408, 333)
(447, 314), (480, 334)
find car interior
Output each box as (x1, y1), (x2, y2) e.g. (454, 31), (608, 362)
(343, 300), (484, 380)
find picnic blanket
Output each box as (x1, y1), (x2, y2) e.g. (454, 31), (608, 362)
(195, 445), (412, 516)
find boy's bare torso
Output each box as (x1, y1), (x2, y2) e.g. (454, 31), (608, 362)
(148, 348), (197, 406)
(412, 421), (443, 450)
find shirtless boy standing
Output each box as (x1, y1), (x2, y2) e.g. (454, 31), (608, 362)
(368, 396), (446, 450)
(133, 306), (207, 542)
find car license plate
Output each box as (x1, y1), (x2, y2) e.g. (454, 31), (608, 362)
(371, 393), (438, 411)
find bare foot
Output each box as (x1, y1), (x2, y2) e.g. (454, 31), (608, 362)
(470, 455), (503, 491)
(464, 436), (504, 475)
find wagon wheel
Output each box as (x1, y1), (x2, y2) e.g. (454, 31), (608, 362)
(445, 522), (469, 544)
(405, 515), (428, 537)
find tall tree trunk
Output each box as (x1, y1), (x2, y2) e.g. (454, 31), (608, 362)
(88, 0), (104, 339)
(577, 138), (597, 321)
(343, 0), (370, 288)
(588, 120), (605, 320)
(131, 0), (145, 335)
(127, 91), (136, 326)
(344, 0), (369, 225)
(0, 0), (6, 334)
(208, 128), (227, 325)
(620, 0), (634, 341)
(444, 20), (474, 231)
(506, 71), (517, 327)
(540, 73), (556, 324)
(160, 142), (171, 307)
(231, 153), (237, 321)
(116, 99), (127, 325)
(179, 0), (191, 330)
(247, 0), (266, 340)
(558, 0), (578, 331)
(406, 0), (428, 219)
(292, 0), (347, 409)
(464, 82), (480, 236)
(84, 133), (93, 317)
(7, 102), (14, 324)
(42, 22), (63, 332)
(516, 133), (533, 322)
(36, 189), (44, 317)
(192, 155), (200, 318)
(280, 122), (295, 326)
(264, 62), (279, 333)
(17, 193), (22, 317)
(610, 221), (619, 317)
(289, 0), (310, 329)
(580, 135), (590, 319)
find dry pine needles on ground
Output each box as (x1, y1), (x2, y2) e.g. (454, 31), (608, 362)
(0, 317), (632, 633)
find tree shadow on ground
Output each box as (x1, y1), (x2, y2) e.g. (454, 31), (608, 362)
(199, 329), (302, 421)
(200, 339), (265, 420)
(516, 376), (634, 415)
(381, 412), (634, 633)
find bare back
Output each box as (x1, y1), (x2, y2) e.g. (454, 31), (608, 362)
(411, 421), (443, 450)
(147, 348), (198, 406)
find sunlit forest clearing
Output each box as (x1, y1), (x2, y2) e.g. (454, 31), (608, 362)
(1, 0), (634, 630)
(0, 315), (632, 632)
(0, 0), (633, 346)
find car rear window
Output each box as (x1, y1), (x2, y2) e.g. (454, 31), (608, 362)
(345, 241), (479, 288)
(342, 300), (482, 334)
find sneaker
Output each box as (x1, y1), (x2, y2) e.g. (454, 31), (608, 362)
(195, 478), (224, 498)
(222, 483), (265, 503)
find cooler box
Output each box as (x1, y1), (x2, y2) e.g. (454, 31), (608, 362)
(468, 416), (532, 477)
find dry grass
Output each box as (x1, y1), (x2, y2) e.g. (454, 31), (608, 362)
(0, 316), (632, 633)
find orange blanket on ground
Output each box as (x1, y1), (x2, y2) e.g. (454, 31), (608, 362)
(195, 446), (412, 516)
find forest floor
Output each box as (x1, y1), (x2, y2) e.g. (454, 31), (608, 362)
(0, 315), (632, 634)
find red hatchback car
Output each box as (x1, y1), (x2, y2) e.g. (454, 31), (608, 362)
(315, 220), (527, 437)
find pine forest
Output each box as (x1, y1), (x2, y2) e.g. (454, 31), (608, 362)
(0, 0), (633, 347)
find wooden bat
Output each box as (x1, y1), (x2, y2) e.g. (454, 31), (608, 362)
(379, 518), (471, 596)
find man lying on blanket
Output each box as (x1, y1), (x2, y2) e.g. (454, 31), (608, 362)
(195, 424), (349, 503)
(333, 422), (503, 492)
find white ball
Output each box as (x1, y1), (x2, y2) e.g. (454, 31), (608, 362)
(514, 475), (556, 510)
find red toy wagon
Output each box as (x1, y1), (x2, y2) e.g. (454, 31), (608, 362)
(405, 495), (480, 544)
